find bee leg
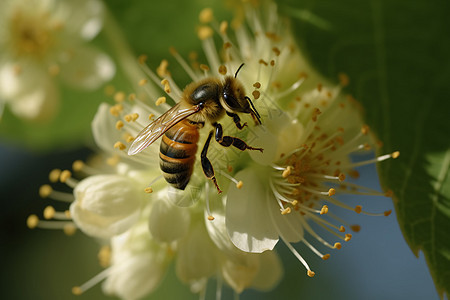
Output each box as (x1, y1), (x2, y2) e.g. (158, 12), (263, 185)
(214, 123), (263, 153)
(201, 130), (223, 194)
(226, 112), (247, 130)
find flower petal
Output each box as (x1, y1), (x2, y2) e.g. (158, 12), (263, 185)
(250, 250), (283, 291)
(56, 0), (104, 40)
(226, 168), (279, 253)
(0, 62), (60, 121)
(58, 45), (115, 90)
(148, 193), (191, 243)
(92, 103), (124, 152)
(176, 223), (218, 284)
(221, 254), (259, 294)
(70, 174), (142, 238)
(103, 252), (167, 300)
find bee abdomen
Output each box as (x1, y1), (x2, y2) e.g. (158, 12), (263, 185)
(159, 121), (199, 190)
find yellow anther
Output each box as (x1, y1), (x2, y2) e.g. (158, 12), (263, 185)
(49, 169), (61, 183)
(157, 59), (169, 77)
(65, 210), (71, 218)
(115, 120), (124, 130)
(322, 254), (331, 260)
(236, 181), (243, 189)
(291, 200), (298, 206)
(98, 245), (111, 268)
(27, 215), (39, 229)
(199, 8), (213, 23)
(281, 207), (291, 215)
(392, 151), (400, 159)
(148, 113), (155, 120)
(124, 114), (133, 122)
(131, 113), (139, 121)
(60, 170), (72, 183)
(198, 26), (213, 40)
(114, 141), (126, 151)
(200, 64), (210, 71)
(128, 93), (136, 101)
(338, 72), (350, 86)
(106, 155), (120, 166)
(282, 166), (292, 178)
(312, 108), (322, 122)
(138, 54), (147, 64)
(317, 83), (323, 92)
(220, 21), (228, 34)
(156, 97), (166, 106)
(339, 225), (346, 232)
(385, 189), (393, 197)
(384, 210), (392, 216)
(39, 184), (52, 198)
(307, 270), (315, 277)
(207, 215), (215, 221)
(272, 47), (281, 56)
(144, 187), (153, 194)
(114, 91), (126, 102)
(138, 79), (148, 86)
(72, 286), (83, 295)
(328, 188), (336, 196)
(361, 125), (369, 135)
(344, 234), (352, 242)
(43, 206), (55, 219)
(351, 225), (361, 232)
(354, 205), (362, 214)
(64, 224), (77, 236)
(320, 205), (328, 215)
(72, 160), (84, 171)
(125, 134), (135, 143)
(252, 90), (260, 100)
(334, 242), (342, 250)
(218, 65), (227, 75)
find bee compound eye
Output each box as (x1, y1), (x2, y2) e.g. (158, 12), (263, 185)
(223, 92), (240, 110)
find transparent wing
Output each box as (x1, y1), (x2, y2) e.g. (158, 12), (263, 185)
(128, 103), (201, 155)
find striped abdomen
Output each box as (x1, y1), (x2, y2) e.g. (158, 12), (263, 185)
(159, 120), (199, 190)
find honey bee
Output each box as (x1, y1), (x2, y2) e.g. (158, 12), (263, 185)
(128, 64), (262, 193)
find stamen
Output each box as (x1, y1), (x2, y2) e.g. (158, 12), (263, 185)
(281, 235), (314, 277)
(60, 170), (78, 188)
(302, 238), (328, 259)
(345, 151), (400, 169)
(219, 170), (243, 189)
(170, 47), (199, 81)
(27, 215), (76, 233)
(49, 169), (61, 183)
(39, 185), (74, 202)
(72, 268), (111, 295)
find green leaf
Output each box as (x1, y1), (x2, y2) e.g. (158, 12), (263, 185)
(275, 0), (450, 297)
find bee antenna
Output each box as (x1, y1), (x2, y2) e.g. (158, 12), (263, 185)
(235, 63), (245, 78)
(245, 96), (261, 124)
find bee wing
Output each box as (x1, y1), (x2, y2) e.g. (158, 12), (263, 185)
(128, 103), (201, 155)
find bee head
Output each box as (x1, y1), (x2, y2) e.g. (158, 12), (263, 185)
(221, 64), (261, 125)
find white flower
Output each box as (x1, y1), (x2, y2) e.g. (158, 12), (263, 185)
(70, 174), (143, 239)
(0, 0), (115, 121)
(102, 208), (171, 300)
